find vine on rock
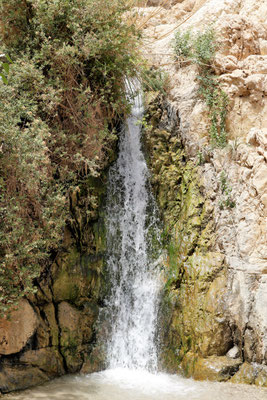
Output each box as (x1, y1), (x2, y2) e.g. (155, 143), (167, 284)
(173, 28), (228, 148)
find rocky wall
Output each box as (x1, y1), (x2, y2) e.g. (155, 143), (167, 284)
(143, 88), (267, 386)
(0, 172), (111, 394)
(141, 0), (267, 386)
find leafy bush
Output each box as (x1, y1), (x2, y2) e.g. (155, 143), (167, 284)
(193, 28), (218, 64)
(173, 28), (228, 148)
(0, 0), (141, 312)
(173, 30), (192, 58)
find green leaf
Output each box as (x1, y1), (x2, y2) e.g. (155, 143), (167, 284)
(2, 63), (9, 75)
(0, 73), (8, 84)
(5, 54), (12, 64)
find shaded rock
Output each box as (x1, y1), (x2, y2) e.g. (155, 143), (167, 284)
(81, 346), (106, 374)
(244, 327), (257, 362)
(58, 301), (95, 347)
(0, 300), (39, 356)
(0, 367), (49, 394)
(52, 251), (103, 305)
(42, 303), (59, 347)
(19, 348), (65, 376)
(58, 301), (97, 372)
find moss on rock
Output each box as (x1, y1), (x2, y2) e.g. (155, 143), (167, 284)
(143, 93), (231, 377)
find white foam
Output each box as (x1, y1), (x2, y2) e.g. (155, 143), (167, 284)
(91, 368), (198, 396)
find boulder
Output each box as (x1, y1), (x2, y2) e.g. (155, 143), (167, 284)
(58, 301), (97, 372)
(0, 300), (39, 355)
(230, 362), (259, 385)
(0, 367), (48, 394)
(19, 348), (65, 376)
(193, 356), (242, 382)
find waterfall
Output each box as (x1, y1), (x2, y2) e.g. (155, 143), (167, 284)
(105, 79), (161, 371)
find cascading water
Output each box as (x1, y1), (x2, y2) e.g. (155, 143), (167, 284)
(105, 79), (161, 371)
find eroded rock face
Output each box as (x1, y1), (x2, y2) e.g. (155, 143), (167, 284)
(0, 174), (109, 394)
(142, 0), (267, 387)
(0, 300), (38, 355)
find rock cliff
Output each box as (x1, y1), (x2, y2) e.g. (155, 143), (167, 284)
(0, 173), (110, 393)
(141, 0), (267, 386)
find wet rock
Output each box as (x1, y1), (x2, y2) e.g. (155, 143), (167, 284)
(19, 348), (65, 377)
(193, 356), (242, 382)
(58, 301), (97, 372)
(0, 367), (49, 394)
(143, 0), (267, 384)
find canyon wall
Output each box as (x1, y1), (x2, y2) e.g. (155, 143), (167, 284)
(142, 0), (267, 386)
(0, 173), (110, 394)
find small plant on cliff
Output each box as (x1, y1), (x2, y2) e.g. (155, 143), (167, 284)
(173, 28), (228, 148)
(141, 66), (169, 94)
(219, 171), (236, 209)
(173, 30), (192, 59)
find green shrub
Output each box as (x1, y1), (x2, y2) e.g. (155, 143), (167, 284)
(0, 54), (12, 84)
(193, 28), (218, 64)
(0, 0), (141, 313)
(173, 30), (192, 58)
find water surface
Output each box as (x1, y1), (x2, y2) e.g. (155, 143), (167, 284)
(7, 368), (267, 400)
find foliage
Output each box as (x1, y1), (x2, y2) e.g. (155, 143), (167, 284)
(141, 66), (169, 94)
(173, 28), (228, 148)
(0, 0), (141, 313)
(173, 30), (192, 58)
(219, 171), (235, 209)
(0, 54), (12, 84)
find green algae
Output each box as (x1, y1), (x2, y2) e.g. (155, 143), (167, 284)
(143, 92), (229, 379)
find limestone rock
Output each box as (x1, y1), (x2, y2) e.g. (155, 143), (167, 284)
(252, 165), (267, 195)
(58, 301), (95, 347)
(0, 300), (39, 355)
(142, 0), (267, 381)
(255, 366), (267, 387)
(226, 345), (240, 359)
(193, 356), (242, 382)
(230, 362), (259, 385)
